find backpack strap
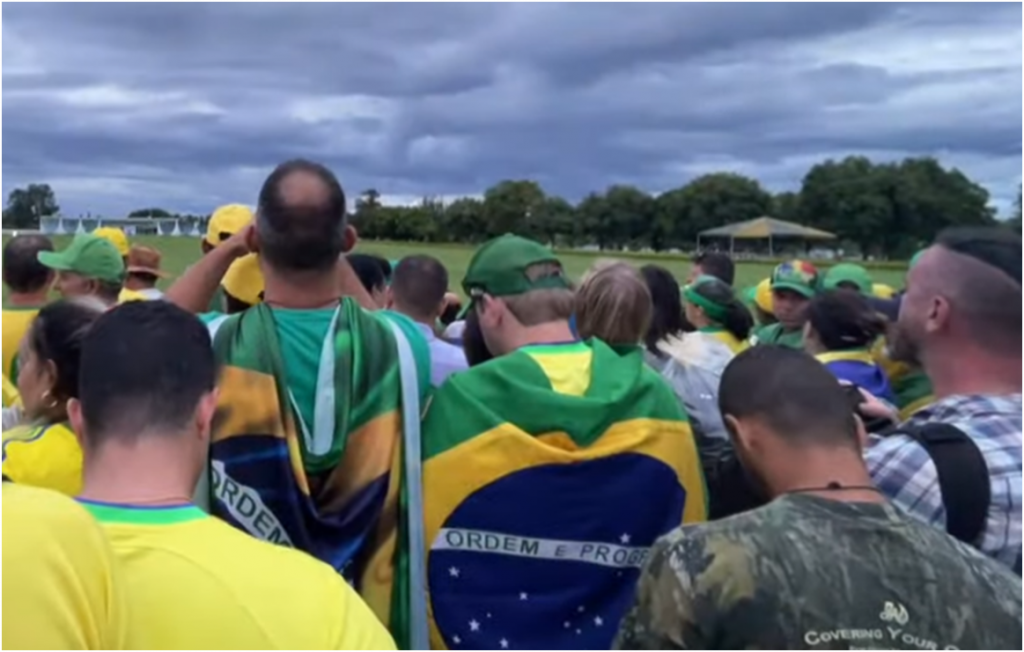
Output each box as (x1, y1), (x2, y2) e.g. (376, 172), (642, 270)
(898, 423), (991, 545)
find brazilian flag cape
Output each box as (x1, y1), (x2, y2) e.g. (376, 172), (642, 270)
(206, 301), (417, 647)
(420, 340), (707, 651)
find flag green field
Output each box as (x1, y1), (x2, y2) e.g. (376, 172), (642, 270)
(1, 236), (909, 301)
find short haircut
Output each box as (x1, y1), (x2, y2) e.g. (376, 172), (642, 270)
(807, 291), (886, 352)
(719, 346), (858, 447)
(576, 262), (652, 346)
(95, 280), (123, 305)
(26, 299), (104, 403)
(641, 265), (686, 354)
(501, 263), (575, 326)
(256, 159), (348, 274)
(695, 252), (736, 287)
(348, 254), (388, 294)
(391, 255), (450, 321)
(3, 235), (55, 294)
(935, 227), (1022, 354)
(78, 301), (217, 444)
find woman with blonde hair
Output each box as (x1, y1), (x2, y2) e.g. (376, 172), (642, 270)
(574, 262), (652, 348)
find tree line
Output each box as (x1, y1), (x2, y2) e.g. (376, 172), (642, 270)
(5, 156), (1020, 257)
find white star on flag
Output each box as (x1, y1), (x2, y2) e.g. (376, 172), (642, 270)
(594, 616), (604, 627)
(564, 622), (571, 629)
(578, 605), (586, 613)
(469, 620), (481, 632)
(620, 533), (632, 544)
(500, 638), (509, 649)
(453, 636), (462, 645)
(449, 567), (461, 578)
(519, 592), (529, 601)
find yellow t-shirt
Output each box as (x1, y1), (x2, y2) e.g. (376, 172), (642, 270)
(83, 502), (397, 651)
(2, 422), (83, 496)
(118, 288), (147, 303)
(2, 484), (128, 651)
(2, 307), (39, 379)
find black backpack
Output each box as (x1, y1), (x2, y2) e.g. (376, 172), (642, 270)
(700, 423), (992, 545)
(890, 423), (992, 546)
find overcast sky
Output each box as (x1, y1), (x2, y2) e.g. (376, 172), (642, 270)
(3, 2), (1021, 217)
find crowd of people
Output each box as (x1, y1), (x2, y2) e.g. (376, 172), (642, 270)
(3, 159), (1021, 651)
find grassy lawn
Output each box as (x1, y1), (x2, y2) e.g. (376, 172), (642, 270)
(3, 236), (909, 299)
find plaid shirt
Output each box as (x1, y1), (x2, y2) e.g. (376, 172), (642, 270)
(866, 394), (1023, 574)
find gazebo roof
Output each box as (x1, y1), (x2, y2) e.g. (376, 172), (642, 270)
(699, 217), (837, 240)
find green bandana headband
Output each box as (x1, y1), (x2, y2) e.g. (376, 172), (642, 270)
(683, 276), (730, 322)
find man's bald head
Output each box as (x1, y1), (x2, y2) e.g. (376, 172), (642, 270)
(896, 228), (1021, 362)
(256, 160), (349, 274)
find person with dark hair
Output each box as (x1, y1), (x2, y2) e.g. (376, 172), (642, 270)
(68, 302), (395, 650)
(2, 299), (104, 495)
(805, 290), (894, 404)
(388, 255), (467, 387)
(3, 483), (128, 650)
(868, 227), (1022, 571)
(690, 252), (735, 287)
(682, 276), (753, 354)
(751, 260), (820, 349)
(165, 159), (429, 644)
(617, 346), (1023, 651)
(348, 253), (389, 308)
(640, 265), (687, 370)
(3, 235), (55, 381)
(37, 234), (125, 308)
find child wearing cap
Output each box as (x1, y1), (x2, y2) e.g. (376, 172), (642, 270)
(750, 261), (820, 349)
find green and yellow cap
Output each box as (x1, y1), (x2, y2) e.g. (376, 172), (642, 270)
(822, 263), (873, 294)
(771, 260), (820, 299)
(37, 235), (125, 284)
(462, 235), (570, 299)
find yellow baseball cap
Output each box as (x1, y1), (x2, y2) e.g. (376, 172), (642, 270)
(221, 254), (264, 306)
(92, 227), (130, 257)
(743, 278), (774, 315)
(206, 205), (253, 247)
(872, 283), (897, 300)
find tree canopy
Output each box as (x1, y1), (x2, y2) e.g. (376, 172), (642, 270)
(5, 155), (1010, 256)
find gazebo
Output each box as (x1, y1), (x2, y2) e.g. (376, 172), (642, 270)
(697, 217), (837, 256)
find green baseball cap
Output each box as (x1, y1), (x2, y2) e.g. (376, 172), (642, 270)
(462, 235), (570, 299)
(37, 235), (125, 284)
(821, 263), (873, 294)
(770, 260), (820, 299)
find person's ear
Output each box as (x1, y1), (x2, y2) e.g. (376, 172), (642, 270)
(853, 415), (870, 453)
(342, 225), (358, 254)
(384, 286), (395, 310)
(67, 398), (87, 449)
(195, 390), (220, 443)
(724, 414), (760, 454)
(246, 223), (260, 254)
(926, 296), (950, 335)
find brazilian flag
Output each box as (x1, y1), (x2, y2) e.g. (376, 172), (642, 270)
(419, 340), (707, 650)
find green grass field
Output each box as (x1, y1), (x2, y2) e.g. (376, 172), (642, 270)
(3, 236), (909, 299)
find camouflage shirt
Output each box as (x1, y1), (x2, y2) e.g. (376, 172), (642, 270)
(615, 495), (1022, 650)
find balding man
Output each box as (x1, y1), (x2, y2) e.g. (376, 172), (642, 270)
(867, 227), (1022, 574)
(387, 255), (468, 388)
(165, 159), (429, 644)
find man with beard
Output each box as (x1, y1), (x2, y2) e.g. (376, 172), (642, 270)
(615, 346), (1022, 651)
(867, 228), (1022, 573)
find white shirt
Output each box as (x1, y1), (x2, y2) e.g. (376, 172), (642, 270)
(416, 323), (468, 388)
